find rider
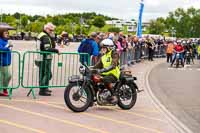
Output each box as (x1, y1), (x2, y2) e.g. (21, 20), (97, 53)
(93, 39), (120, 104)
(57, 31), (69, 46)
(171, 40), (184, 67)
(185, 40), (194, 63)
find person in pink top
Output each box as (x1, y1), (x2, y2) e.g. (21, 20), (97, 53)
(113, 36), (123, 55)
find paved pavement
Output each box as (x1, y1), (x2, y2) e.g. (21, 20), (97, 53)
(149, 61), (200, 133)
(0, 41), (180, 133)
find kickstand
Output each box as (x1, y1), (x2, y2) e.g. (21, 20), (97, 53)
(27, 89), (32, 97)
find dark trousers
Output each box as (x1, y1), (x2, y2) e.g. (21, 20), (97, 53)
(167, 53), (173, 63)
(80, 54), (90, 65)
(148, 48), (154, 61)
(101, 74), (117, 94)
(39, 59), (52, 92)
(102, 74), (117, 85)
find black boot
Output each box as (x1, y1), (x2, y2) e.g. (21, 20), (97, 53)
(46, 89), (52, 93)
(39, 89), (51, 96)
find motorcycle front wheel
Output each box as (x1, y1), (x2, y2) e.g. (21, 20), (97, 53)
(64, 82), (92, 112)
(117, 83), (137, 110)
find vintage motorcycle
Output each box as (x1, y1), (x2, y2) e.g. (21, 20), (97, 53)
(175, 52), (184, 68)
(64, 64), (142, 112)
(185, 51), (191, 65)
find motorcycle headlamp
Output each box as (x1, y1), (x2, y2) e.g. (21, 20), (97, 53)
(79, 65), (86, 75)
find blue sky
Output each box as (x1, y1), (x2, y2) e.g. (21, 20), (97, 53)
(0, 0), (200, 21)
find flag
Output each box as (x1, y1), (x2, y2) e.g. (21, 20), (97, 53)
(137, 0), (144, 38)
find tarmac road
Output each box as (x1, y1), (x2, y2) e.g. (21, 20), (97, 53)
(149, 62), (200, 133)
(0, 40), (179, 133)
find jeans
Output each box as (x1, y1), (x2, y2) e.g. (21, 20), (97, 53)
(135, 49), (141, 62)
(171, 53), (184, 65)
(0, 66), (11, 92)
(127, 49), (133, 65)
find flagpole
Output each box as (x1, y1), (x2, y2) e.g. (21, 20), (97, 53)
(137, 0), (144, 38)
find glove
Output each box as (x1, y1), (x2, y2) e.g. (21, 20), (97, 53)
(97, 68), (106, 73)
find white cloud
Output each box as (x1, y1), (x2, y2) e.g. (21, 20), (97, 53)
(0, 0), (200, 21)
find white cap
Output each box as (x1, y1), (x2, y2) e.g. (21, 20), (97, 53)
(101, 39), (114, 47)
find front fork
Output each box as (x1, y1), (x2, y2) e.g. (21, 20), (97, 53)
(132, 82), (144, 93)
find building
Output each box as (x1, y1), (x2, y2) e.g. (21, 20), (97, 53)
(105, 19), (150, 32)
(106, 20), (137, 32)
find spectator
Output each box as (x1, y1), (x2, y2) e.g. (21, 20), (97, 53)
(20, 31), (25, 40)
(113, 36), (123, 56)
(78, 32), (99, 65)
(146, 36), (155, 61)
(127, 35), (133, 66)
(0, 29), (13, 96)
(197, 40), (200, 59)
(132, 36), (140, 62)
(166, 40), (174, 63)
(37, 22), (59, 96)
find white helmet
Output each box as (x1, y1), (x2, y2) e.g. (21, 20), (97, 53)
(101, 39), (114, 47)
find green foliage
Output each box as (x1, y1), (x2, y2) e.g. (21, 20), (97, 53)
(75, 25), (88, 35)
(4, 16), (16, 27)
(92, 16), (105, 28)
(147, 7), (200, 38)
(108, 27), (121, 33)
(2, 12), (115, 34)
(27, 22), (45, 33)
(21, 16), (28, 29)
(101, 25), (112, 32)
(148, 18), (165, 34)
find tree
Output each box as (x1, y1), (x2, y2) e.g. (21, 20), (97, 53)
(92, 16), (105, 29)
(21, 16), (29, 30)
(13, 12), (20, 19)
(4, 16), (16, 27)
(148, 19), (165, 34)
(164, 7), (200, 38)
(27, 22), (44, 33)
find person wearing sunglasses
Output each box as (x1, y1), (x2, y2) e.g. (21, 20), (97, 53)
(37, 22), (59, 96)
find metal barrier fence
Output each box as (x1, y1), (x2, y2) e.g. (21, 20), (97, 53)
(21, 51), (90, 98)
(0, 45), (166, 99)
(120, 44), (166, 67)
(0, 51), (21, 99)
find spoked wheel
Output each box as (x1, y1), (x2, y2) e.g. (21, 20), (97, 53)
(117, 83), (137, 110)
(64, 82), (92, 112)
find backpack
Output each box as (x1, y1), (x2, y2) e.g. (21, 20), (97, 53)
(78, 39), (93, 55)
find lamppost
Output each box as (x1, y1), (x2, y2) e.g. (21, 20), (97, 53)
(70, 22), (75, 34)
(171, 27), (176, 39)
(80, 16), (84, 35)
(0, 9), (3, 23)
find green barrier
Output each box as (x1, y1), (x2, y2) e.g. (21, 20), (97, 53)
(21, 51), (90, 98)
(0, 51), (21, 99)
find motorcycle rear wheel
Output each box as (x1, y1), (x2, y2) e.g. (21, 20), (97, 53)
(117, 83), (137, 110)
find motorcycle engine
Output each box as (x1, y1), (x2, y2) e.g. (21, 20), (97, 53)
(97, 89), (112, 105)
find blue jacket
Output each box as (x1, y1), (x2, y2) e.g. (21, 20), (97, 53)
(78, 39), (99, 56)
(0, 38), (11, 66)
